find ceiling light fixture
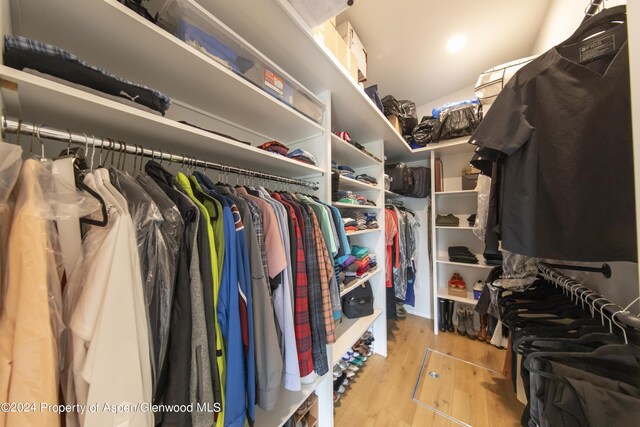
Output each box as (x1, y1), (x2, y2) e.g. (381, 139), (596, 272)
(446, 34), (467, 53)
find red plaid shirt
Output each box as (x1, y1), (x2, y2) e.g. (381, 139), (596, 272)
(274, 194), (314, 376)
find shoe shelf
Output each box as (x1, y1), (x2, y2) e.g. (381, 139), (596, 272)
(331, 309), (383, 363)
(254, 374), (325, 427)
(436, 254), (494, 269)
(337, 175), (381, 193)
(339, 268), (381, 298)
(437, 287), (478, 306)
(14, 0), (325, 143)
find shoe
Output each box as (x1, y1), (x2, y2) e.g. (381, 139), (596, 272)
(342, 378), (350, 386)
(446, 300), (455, 332)
(438, 298), (447, 332)
(396, 304), (407, 318)
(337, 360), (348, 371)
(478, 313), (488, 342)
(347, 364), (360, 372)
(454, 273), (467, 289)
(334, 392), (340, 404)
(333, 367), (343, 378)
(345, 370), (356, 378)
(456, 304), (467, 336)
(337, 385), (346, 394)
(464, 306), (478, 340)
(353, 354), (367, 362)
(350, 358), (364, 366)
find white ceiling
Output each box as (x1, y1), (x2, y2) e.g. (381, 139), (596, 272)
(340, 0), (553, 107)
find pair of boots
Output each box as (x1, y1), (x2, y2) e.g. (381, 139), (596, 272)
(456, 304), (477, 340)
(438, 298), (454, 332)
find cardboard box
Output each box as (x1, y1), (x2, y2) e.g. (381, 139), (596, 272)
(313, 20), (338, 58)
(337, 21), (368, 82)
(387, 114), (402, 135)
(448, 287), (468, 298)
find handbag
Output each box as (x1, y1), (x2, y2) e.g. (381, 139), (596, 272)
(342, 281), (374, 319)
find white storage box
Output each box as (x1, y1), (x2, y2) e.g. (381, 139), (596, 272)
(474, 56), (536, 106)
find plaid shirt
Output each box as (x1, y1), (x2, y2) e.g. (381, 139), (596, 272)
(241, 197), (269, 279)
(308, 209), (336, 344)
(297, 202), (329, 376)
(274, 194), (314, 377)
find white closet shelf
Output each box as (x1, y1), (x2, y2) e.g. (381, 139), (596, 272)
(198, 0), (411, 157)
(339, 268), (381, 298)
(331, 134), (382, 168)
(345, 229), (381, 237)
(435, 226), (474, 230)
(332, 202), (380, 209)
(0, 67), (324, 178)
(436, 254), (494, 269)
(436, 288), (478, 306)
(14, 0), (325, 143)
(331, 308), (383, 363)
(384, 190), (403, 198)
(337, 175), (380, 193)
(435, 189), (477, 196)
(254, 374), (325, 427)
(410, 136), (475, 157)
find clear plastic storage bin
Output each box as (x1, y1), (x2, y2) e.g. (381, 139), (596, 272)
(157, 0), (324, 124)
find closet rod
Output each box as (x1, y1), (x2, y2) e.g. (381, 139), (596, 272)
(544, 262), (612, 278)
(1, 116), (320, 190)
(538, 263), (640, 330)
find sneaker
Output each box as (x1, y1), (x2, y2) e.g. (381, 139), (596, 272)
(333, 367), (343, 378)
(337, 385), (346, 394)
(345, 370), (356, 378)
(473, 280), (484, 292)
(350, 358), (364, 366)
(337, 360), (349, 371)
(347, 364), (360, 372)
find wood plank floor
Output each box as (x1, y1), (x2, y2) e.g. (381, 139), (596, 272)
(333, 315), (523, 427)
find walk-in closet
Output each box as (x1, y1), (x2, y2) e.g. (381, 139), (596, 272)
(1, 0), (639, 426)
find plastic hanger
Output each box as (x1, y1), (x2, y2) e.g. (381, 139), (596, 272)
(561, 4), (626, 46)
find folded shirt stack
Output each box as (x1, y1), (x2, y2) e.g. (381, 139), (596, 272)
(339, 255), (356, 269)
(287, 148), (318, 165)
(436, 214), (460, 227)
(365, 213), (379, 229)
(258, 140), (290, 156)
(338, 165), (356, 179)
(484, 252), (502, 266)
(356, 196), (376, 206)
(336, 191), (358, 204)
(369, 254), (378, 270)
(351, 245), (369, 260)
(356, 174), (378, 185)
(448, 246), (479, 264)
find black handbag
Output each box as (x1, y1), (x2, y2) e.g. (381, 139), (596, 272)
(342, 281), (374, 319)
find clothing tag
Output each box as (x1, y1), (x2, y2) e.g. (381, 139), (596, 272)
(579, 34), (616, 63)
(264, 69), (284, 97)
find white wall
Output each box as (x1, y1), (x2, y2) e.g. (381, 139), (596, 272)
(532, 0), (627, 54)
(415, 84), (476, 119)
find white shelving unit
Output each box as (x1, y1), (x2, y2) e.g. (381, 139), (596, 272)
(331, 309), (383, 363)
(336, 175), (380, 192)
(430, 138), (488, 334)
(340, 268), (382, 297)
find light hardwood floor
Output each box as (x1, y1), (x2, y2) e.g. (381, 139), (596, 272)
(333, 315), (523, 427)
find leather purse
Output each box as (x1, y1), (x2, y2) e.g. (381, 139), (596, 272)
(342, 281), (374, 319)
